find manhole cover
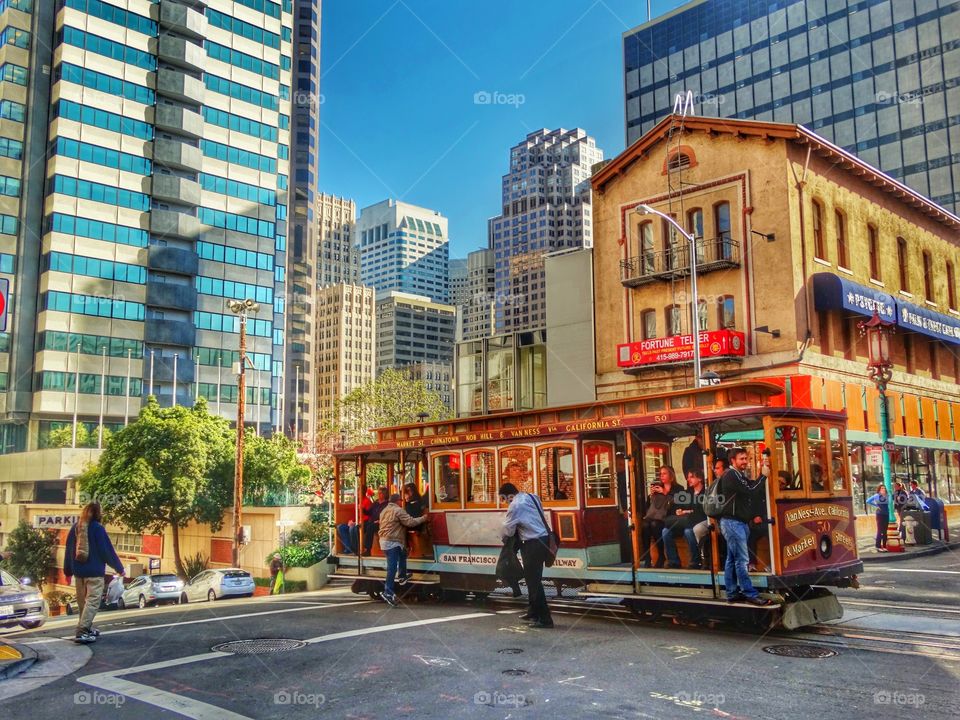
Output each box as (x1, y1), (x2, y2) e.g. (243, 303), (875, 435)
(763, 644), (838, 659)
(212, 639), (306, 655)
(498, 648), (523, 655)
(502, 668), (529, 676)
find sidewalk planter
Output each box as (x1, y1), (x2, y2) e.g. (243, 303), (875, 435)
(253, 586), (270, 597)
(284, 560), (330, 591)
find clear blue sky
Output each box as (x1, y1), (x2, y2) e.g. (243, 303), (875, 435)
(318, 0), (685, 257)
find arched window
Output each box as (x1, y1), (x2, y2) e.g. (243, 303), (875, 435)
(922, 250), (933, 301)
(897, 237), (909, 292)
(714, 202), (732, 261)
(641, 309), (657, 340)
(688, 208), (705, 262)
(867, 224), (880, 280)
(638, 220), (654, 274)
(834, 210), (848, 268)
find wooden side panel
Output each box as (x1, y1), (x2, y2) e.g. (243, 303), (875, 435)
(824, 380), (844, 414)
(937, 401), (954, 442)
(582, 507), (622, 546)
(903, 394), (922, 439)
(920, 397), (938, 439)
(845, 383), (867, 432)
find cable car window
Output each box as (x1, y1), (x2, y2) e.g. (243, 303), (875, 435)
(829, 426), (847, 493)
(642, 443), (669, 487)
(337, 460), (357, 505)
(537, 444), (575, 506)
(807, 426), (829, 493)
(499, 446), (534, 494)
(465, 450), (496, 506)
(432, 453), (462, 507)
(773, 425), (802, 492)
(584, 441), (616, 505)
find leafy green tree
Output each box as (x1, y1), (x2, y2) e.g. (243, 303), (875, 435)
(242, 431), (312, 505)
(78, 397), (234, 577)
(2, 522), (57, 589)
(331, 368), (450, 447)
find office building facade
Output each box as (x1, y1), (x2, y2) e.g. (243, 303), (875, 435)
(317, 194), (358, 286)
(489, 128), (603, 334)
(460, 248), (495, 341)
(375, 291), (455, 403)
(315, 283), (374, 423)
(358, 199), (450, 303)
(623, 0), (960, 212)
(0, 0), (293, 469)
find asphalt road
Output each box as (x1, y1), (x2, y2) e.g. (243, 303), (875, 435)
(1, 552), (958, 720)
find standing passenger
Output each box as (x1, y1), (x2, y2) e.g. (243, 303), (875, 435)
(378, 493), (427, 607)
(500, 482), (554, 629)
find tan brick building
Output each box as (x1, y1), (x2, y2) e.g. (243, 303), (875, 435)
(591, 115), (960, 513)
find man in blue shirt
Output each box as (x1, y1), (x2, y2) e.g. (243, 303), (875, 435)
(500, 482), (553, 629)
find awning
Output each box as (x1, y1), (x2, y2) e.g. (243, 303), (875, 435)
(812, 273), (895, 322)
(896, 298), (960, 345)
(846, 430), (959, 451)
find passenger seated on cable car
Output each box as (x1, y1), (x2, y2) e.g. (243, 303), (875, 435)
(777, 471), (791, 491)
(640, 466), (682, 568)
(662, 469), (708, 569)
(810, 464), (825, 491)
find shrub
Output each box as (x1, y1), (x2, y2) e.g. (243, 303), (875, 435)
(182, 552), (209, 579)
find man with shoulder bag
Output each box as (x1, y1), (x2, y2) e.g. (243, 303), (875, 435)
(500, 482), (556, 629)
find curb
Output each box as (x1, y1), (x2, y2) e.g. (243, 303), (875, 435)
(859, 540), (959, 564)
(0, 642), (38, 681)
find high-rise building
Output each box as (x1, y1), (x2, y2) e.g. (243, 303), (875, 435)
(315, 283), (374, 424)
(449, 257), (470, 307)
(460, 248), (496, 341)
(317, 194), (358, 286)
(623, 0), (960, 212)
(404, 361), (453, 409)
(489, 129), (603, 334)
(284, 0), (322, 445)
(358, 199), (450, 303)
(0, 1), (293, 471)
(375, 291), (455, 404)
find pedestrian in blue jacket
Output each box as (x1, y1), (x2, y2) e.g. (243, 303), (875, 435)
(64, 502), (124, 643)
(865, 484), (889, 551)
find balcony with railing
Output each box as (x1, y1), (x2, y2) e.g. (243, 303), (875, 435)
(620, 236), (741, 287)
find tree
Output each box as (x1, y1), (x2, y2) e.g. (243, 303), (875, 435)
(78, 397), (234, 577)
(46, 423), (112, 449)
(330, 368), (450, 448)
(242, 431), (312, 505)
(2, 522), (57, 590)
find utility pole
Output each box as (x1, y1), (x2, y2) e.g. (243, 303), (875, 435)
(228, 299), (259, 567)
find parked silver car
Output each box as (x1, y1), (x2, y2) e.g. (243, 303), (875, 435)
(180, 568), (255, 603)
(0, 569), (46, 630)
(118, 573), (184, 609)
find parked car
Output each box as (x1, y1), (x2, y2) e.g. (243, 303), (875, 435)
(0, 569), (46, 630)
(180, 569), (255, 603)
(119, 573), (184, 609)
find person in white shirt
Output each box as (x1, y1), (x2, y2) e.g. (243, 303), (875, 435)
(500, 482), (554, 629)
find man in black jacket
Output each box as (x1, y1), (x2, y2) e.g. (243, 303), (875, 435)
(718, 448), (772, 606)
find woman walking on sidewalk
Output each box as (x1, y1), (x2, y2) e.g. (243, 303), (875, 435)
(64, 502), (125, 643)
(866, 484), (890, 551)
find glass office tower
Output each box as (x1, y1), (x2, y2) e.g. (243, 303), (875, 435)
(623, 0), (959, 212)
(0, 0), (293, 460)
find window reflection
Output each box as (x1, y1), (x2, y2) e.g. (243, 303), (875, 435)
(500, 446), (534, 494)
(538, 445), (574, 503)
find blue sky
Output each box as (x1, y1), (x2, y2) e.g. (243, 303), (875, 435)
(318, 0), (685, 257)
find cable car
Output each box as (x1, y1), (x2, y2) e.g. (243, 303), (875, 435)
(330, 381), (861, 629)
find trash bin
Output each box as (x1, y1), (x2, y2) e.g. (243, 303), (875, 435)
(903, 509), (932, 545)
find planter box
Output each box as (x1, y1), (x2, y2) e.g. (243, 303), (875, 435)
(253, 586), (270, 597)
(284, 560), (330, 591)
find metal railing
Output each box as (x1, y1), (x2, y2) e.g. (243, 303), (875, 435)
(620, 236), (741, 286)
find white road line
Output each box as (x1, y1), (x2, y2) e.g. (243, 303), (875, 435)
(867, 567), (960, 575)
(842, 600), (960, 615)
(59, 600), (370, 639)
(76, 610), (496, 720)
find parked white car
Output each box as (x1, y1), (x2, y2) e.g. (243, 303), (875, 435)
(119, 574), (184, 609)
(180, 569), (255, 603)
(0, 569), (46, 630)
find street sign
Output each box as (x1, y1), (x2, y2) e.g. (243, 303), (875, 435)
(149, 558), (160, 571)
(0, 278), (8, 332)
(883, 441), (896, 452)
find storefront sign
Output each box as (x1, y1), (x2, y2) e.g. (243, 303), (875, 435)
(897, 300), (960, 344)
(812, 273), (896, 321)
(616, 329), (745, 367)
(32, 514), (79, 529)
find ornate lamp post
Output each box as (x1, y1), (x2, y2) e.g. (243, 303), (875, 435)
(858, 309), (902, 552)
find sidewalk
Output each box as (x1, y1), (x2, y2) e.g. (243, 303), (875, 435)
(0, 641), (38, 681)
(857, 522), (959, 563)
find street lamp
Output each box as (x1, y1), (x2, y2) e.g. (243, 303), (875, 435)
(858, 309), (902, 552)
(635, 204), (702, 387)
(227, 298), (260, 567)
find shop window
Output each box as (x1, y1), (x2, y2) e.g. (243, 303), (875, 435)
(499, 446), (534, 495)
(537, 444), (575, 505)
(465, 450), (496, 506)
(432, 452), (462, 506)
(806, 426), (829, 492)
(829, 427), (847, 493)
(584, 441), (615, 505)
(773, 425), (802, 491)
